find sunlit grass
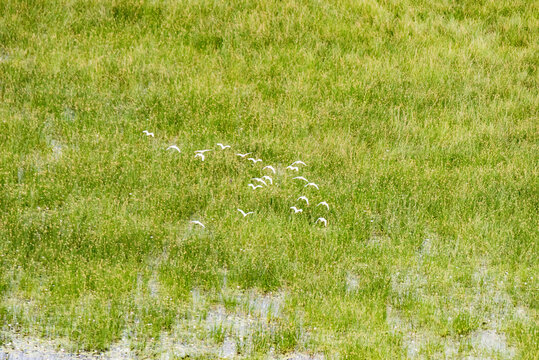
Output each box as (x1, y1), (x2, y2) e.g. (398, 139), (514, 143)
(0, 0), (537, 358)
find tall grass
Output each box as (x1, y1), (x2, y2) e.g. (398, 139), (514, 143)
(0, 0), (537, 357)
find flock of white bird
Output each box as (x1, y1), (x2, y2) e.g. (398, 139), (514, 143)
(144, 130), (329, 229)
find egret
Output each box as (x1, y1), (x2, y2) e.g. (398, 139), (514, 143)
(195, 149), (212, 154)
(236, 153), (251, 158)
(167, 145), (181, 153)
(248, 158), (262, 163)
(305, 182), (319, 189)
(317, 201), (330, 210)
(293, 176), (309, 183)
(237, 209), (254, 217)
(297, 196), (309, 205)
(217, 143), (231, 150)
(290, 206), (303, 213)
(190, 220), (205, 228)
(286, 165), (299, 171)
(315, 217), (327, 226)
(248, 184), (263, 190)
(261, 175), (273, 184)
(291, 160), (306, 166)
(263, 165), (276, 174)
(194, 153), (205, 161)
(142, 130), (154, 137)
(252, 178), (267, 186)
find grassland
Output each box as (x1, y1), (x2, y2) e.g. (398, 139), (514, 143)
(0, 0), (537, 358)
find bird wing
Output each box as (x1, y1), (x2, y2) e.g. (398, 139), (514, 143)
(191, 221), (205, 228)
(253, 178), (267, 185)
(318, 202), (329, 209)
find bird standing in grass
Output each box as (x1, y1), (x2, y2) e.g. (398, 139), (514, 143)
(143, 130), (154, 137)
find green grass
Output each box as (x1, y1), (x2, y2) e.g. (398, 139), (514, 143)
(0, 0), (537, 358)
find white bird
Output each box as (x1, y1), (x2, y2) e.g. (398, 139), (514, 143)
(317, 201), (330, 210)
(291, 160), (307, 166)
(286, 165), (299, 171)
(217, 143), (231, 150)
(248, 158), (262, 163)
(248, 184), (263, 190)
(237, 209), (254, 217)
(315, 217), (327, 226)
(290, 206), (303, 213)
(142, 130), (154, 137)
(252, 178), (267, 186)
(194, 153), (205, 161)
(261, 175), (273, 184)
(297, 196), (309, 205)
(167, 145), (181, 153)
(293, 176), (309, 183)
(195, 149), (212, 154)
(236, 153), (251, 158)
(190, 220), (205, 228)
(263, 165), (276, 174)
(305, 182), (319, 190)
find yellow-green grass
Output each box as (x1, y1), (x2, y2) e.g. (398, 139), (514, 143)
(0, 0), (537, 358)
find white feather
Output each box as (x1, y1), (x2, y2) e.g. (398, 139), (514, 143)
(317, 201), (330, 210)
(167, 145), (181, 153)
(237, 208), (254, 217)
(305, 182), (319, 190)
(263, 165), (276, 174)
(190, 220), (205, 228)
